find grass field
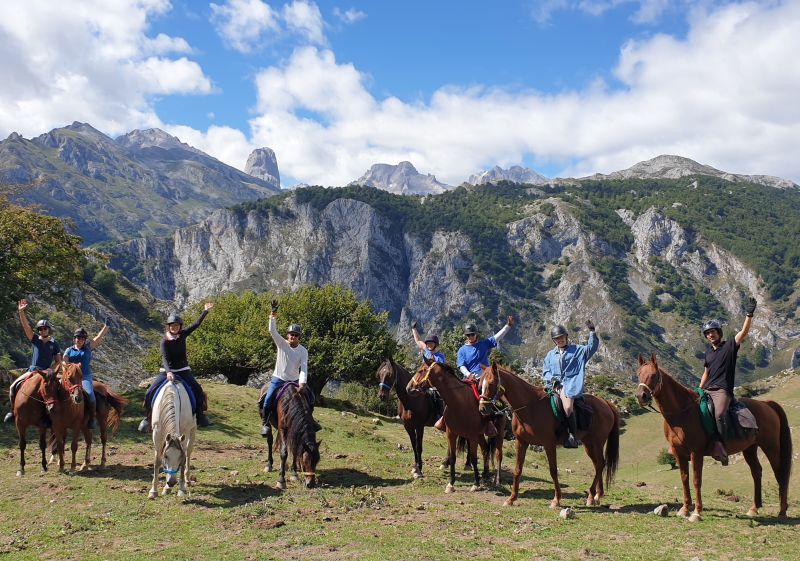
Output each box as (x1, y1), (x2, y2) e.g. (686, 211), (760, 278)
(1, 374), (798, 561)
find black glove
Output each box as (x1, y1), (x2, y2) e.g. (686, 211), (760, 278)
(745, 297), (756, 317)
(104, 316), (111, 327)
(411, 321), (418, 330)
(586, 319), (595, 331)
(271, 299), (279, 313)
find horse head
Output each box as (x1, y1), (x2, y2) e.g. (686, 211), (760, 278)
(376, 358), (395, 400)
(635, 353), (661, 407)
(37, 370), (60, 412)
(406, 362), (434, 394)
(298, 437), (321, 489)
(479, 362), (505, 416)
(59, 363), (84, 405)
(161, 433), (186, 488)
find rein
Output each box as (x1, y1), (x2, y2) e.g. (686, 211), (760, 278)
(479, 370), (505, 408)
(638, 366), (698, 417)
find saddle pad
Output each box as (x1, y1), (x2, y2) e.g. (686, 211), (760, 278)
(730, 400), (758, 430)
(149, 378), (196, 412)
(693, 388), (717, 437)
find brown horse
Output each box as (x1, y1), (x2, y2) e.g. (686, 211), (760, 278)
(636, 353), (791, 520)
(377, 357), (437, 479)
(49, 362), (89, 472)
(407, 362), (506, 492)
(12, 369), (59, 477)
(260, 383), (320, 489)
(479, 362), (620, 507)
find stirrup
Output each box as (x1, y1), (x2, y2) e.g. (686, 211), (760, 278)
(712, 441), (728, 465)
(564, 434), (581, 449)
(3, 411), (13, 423)
(137, 418), (150, 433)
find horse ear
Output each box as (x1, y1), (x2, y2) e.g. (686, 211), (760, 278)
(179, 434), (186, 442)
(650, 352), (657, 366)
(165, 434), (173, 444)
(491, 361), (498, 375)
(638, 353), (645, 365)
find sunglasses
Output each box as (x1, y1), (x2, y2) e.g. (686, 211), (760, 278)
(75, 336), (87, 340)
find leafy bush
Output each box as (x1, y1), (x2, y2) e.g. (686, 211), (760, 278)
(657, 448), (677, 469)
(333, 382), (397, 416)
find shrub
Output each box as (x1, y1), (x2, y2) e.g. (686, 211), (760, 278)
(657, 448), (677, 469)
(334, 382), (397, 417)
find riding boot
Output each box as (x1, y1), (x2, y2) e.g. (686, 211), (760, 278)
(713, 417), (729, 465)
(434, 415), (447, 432)
(260, 407), (271, 437)
(196, 412), (211, 427)
(86, 399), (97, 430)
(3, 411), (13, 423)
(564, 412), (581, 448)
(138, 407), (152, 433)
(4, 385), (19, 422)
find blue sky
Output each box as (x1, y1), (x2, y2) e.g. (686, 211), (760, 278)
(1, 1), (798, 186)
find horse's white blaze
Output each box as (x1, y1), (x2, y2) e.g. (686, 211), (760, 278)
(149, 381), (196, 499)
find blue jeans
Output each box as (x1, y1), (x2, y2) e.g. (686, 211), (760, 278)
(144, 369), (204, 413)
(82, 378), (96, 406)
(261, 377), (286, 417)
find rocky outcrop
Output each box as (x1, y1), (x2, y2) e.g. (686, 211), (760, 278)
(244, 147), (280, 190)
(468, 165), (549, 186)
(349, 161), (449, 194)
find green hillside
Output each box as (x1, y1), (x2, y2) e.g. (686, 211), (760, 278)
(1, 375), (797, 561)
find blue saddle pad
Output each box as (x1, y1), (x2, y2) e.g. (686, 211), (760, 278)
(148, 377), (197, 413)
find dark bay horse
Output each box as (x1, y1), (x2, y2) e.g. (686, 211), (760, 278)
(479, 362), (620, 507)
(377, 357), (437, 479)
(636, 353), (791, 520)
(262, 383), (320, 489)
(407, 362), (506, 492)
(12, 369), (59, 477)
(49, 362), (90, 472)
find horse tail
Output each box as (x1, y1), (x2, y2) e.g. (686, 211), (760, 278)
(103, 388), (129, 435)
(604, 400), (620, 488)
(456, 435), (467, 455)
(487, 436), (497, 468)
(766, 400), (792, 503)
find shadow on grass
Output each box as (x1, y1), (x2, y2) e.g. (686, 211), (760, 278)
(733, 513), (800, 526)
(72, 462), (153, 481)
(320, 467), (407, 488)
(184, 481), (281, 508)
(517, 487), (584, 502)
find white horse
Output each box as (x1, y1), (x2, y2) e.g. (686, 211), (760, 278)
(149, 380), (196, 499)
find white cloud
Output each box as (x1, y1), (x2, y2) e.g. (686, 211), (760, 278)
(210, 0), (279, 53)
(332, 7), (366, 25)
(0, 0), (211, 138)
(532, 0), (674, 24)
(283, 1), (326, 45)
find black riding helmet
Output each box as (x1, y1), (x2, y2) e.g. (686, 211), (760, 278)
(166, 313), (183, 326)
(287, 324), (302, 336)
(35, 319), (52, 331)
(463, 323), (477, 336)
(73, 327), (88, 338)
(424, 334), (440, 346)
(550, 325), (568, 339)
(701, 319), (723, 338)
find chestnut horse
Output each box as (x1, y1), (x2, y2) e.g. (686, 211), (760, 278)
(479, 362), (620, 507)
(12, 369), (59, 477)
(636, 353), (791, 520)
(407, 362), (506, 492)
(49, 362), (89, 472)
(377, 357), (437, 479)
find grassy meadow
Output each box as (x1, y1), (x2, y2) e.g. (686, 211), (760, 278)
(1, 374), (799, 561)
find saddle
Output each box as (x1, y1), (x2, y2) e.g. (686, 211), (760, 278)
(547, 387), (593, 432)
(695, 388), (758, 439)
(148, 377), (197, 413)
(258, 382), (314, 417)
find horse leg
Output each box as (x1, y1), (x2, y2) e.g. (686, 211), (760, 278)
(38, 427), (48, 473)
(584, 441), (605, 506)
(276, 430), (288, 490)
(469, 439), (481, 492)
(545, 444), (562, 509)
(184, 429), (195, 488)
(675, 453), (692, 518)
(70, 430), (80, 472)
(99, 423), (107, 470)
(405, 424), (418, 477)
(478, 435), (490, 483)
(56, 431), (66, 473)
(445, 430), (457, 493)
(15, 421), (27, 477)
(494, 431), (504, 487)
(505, 438), (528, 506)
(759, 440), (787, 517)
(689, 452), (703, 522)
(79, 426), (92, 471)
(414, 427), (425, 478)
(149, 448), (160, 499)
(742, 446), (762, 517)
(264, 426), (274, 472)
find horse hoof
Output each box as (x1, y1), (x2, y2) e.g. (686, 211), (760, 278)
(15, 470), (23, 478)
(178, 490), (186, 497)
(445, 484), (455, 494)
(276, 481), (286, 490)
(503, 498), (515, 507)
(148, 490), (157, 499)
(549, 500), (561, 510)
(747, 507), (759, 517)
(688, 513), (702, 523)
(412, 472), (423, 480)
(162, 487), (171, 496)
(469, 485), (480, 492)
(586, 497), (594, 507)
(677, 508), (689, 518)
(289, 473), (298, 482)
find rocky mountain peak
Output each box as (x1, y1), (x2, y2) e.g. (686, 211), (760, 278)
(468, 165), (549, 186)
(349, 161), (450, 195)
(244, 147), (280, 190)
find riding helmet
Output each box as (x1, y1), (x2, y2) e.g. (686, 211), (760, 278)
(424, 334), (440, 346)
(550, 325), (568, 339)
(701, 319), (723, 337)
(463, 323), (477, 336)
(35, 319), (51, 330)
(166, 313), (183, 326)
(73, 327), (88, 338)
(287, 324), (303, 336)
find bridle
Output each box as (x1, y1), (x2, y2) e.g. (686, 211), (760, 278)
(409, 362), (436, 390)
(636, 364), (663, 413)
(378, 362), (396, 393)
(479, 370), (505, 408)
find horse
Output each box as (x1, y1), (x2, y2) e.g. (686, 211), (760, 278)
(11, 369), (59, 477)
(479, 362), (620, 508)
(407, 362), (506, 492)
(636, 353), (791, 520)
(149, 380), (196, 499)
(48, 362), (90, 472)
(377, 357), (438, 479)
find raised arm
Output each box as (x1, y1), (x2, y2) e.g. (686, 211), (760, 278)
(493, 315), (514, 342)
(17, 299), (33, 341)
(182, 303), (213, 337)
(734, 297), (756, 346)
(584, 319), (599, 360)
(90, 317), (111, 350)
(411, 321), (426, 351)
(299, 349), (309, 386)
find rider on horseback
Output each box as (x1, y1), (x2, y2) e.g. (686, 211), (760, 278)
(4, 299), (61, 424)
(62, 318), (110, 430)
(411, 320), (446, 428)
(260, 300), (318, 436)
(138, 303), (214, 432)
(456, 316), (514, 437)
(543, 320), (599, 448)
(699, 297), (756, 465)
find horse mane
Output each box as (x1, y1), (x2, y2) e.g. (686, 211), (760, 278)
(280, 385), (320, 466)
(493, 364), (547, 398)
(157, 383), (181, 438)
(653, 363), (699, 403)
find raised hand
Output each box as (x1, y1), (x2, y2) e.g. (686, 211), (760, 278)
(745, 297), (756, 317)
(204, 302), (214, 311)
(271, 299), (279, 314)
(104, 316), (112, 327)
(411, 320), (418, 330)
(507, 315), (515, 328)
(586, 319), (595, 331)
(18, 299), (28, 311)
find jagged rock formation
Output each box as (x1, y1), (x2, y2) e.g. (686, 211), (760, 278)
(0, 123), (280, 243)
(583, 155), (798, 190)
(468, 165), (549, 186)
(349, 161), (449, 194)
(244, 147), (280, 190)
